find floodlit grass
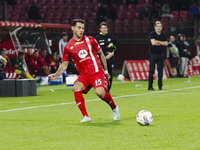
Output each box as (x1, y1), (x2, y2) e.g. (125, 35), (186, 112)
(0, 75), (200, 149)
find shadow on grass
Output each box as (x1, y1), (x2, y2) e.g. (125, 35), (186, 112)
(75, 120), (122, 128)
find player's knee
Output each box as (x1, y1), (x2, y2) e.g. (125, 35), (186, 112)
(73, 81), (84, 92)
(95, 88), (105, 99)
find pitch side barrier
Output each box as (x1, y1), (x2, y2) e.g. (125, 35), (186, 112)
(122, 58), (200, 81)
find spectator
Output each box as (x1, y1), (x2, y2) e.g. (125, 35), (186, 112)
(28, 2), (41, 20)
(167, 35), (179, 78)
(28, 49), (49, 76)
(161, 3), (173, 18)
(190, 3), (200, 19)
(58, 32), (68, 61)
(0, 49), (7, 80)
(176, 34), (189, 77)
(141, 3), (152, 19)
(47, 51), (59, 73)
(14, 51), (33, 79)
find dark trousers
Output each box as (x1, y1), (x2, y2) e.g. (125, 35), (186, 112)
(148, 53), (164, 88)
(107, 61), (114, 92)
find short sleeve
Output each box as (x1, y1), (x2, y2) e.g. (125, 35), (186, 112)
(149, 32), (156, 40)
(61, 46), (69, 62)
(168, 43), (172, 48)
(92, 37), (101, 53)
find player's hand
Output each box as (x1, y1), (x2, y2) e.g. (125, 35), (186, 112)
(48, 74), (57, 80)
(105, 73), (111, 85)
(107, 43), (113, 48)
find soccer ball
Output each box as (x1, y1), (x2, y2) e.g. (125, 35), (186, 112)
(136, 110), (153, 126)
(117, 74), (124, 82)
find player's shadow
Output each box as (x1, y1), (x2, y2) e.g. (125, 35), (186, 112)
(76, 120), (122, 127)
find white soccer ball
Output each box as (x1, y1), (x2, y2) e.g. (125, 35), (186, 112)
(136, 110), (153, 126)
(117, 74), (124, 82)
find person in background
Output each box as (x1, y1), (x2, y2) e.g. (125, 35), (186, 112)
(14, 51), (33, 79)
(46, 51), (59, 73)
(167, 35), (179, 78)
(176, 34), (189, 77)
(0, 49), (7, 80)
(28, 49), (49, 76)
(95, 22), (120, 92)
(58, 32), (68, 61)
(148, 21), (168, 90)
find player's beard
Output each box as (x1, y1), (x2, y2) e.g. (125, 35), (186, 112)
(75, 32), (82, 39)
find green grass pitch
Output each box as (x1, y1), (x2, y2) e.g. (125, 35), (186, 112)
(0, 75), (200, 149)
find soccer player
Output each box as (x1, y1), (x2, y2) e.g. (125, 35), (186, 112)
(95, 22), (120, 92)
(48, 19), (120, 122)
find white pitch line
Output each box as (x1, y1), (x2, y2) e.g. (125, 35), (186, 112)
(0, 86), (200, 113)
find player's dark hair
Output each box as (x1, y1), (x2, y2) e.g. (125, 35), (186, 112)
(61, 32), (68, 38)
(99, 22), (108, 28)
(0, 48), (5, 55)
(18, 51), (25, 56)
(72, 19), (85, 26)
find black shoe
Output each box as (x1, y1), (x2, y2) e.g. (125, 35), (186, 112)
(159, 88), (163, 90)
(148, 87), (155, 90)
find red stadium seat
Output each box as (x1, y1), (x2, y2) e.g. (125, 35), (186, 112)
(75, 4), (82, 10)
(117, 12), (125, 19)
(62, 19), (71, 24)
(87, 19), (96, 33)
(7, 5), (12, 12)
(44, 19), (53, 23)
(93, 5), (98, 11)
(66, 0), (73, 5)
(119, 4), (127, 11)
(74, 0), (82, 4)
(171, 11), (179, 19)
(54, 12), (63, 19)
(138, 0), (145, 4)
(15, 0), (21, 5)
(45, 13), (54, 19)
(39, 0), (47, 5)
(48, 5), (56, 12)
(128, 4), (136, 11)
(123, 19), (132, 33)
(73, 12), (81, 18)
(135, 12), (141, 19)
(180, 11), (188, 19)
(20, 13), (28, 19)
(57, 5), (65, 12)
(21, 0), (29, 5)
(53, 19), (61, 23)
(127, 11), (134, 19)
(39, 5), (47, 13)
(63, 12), (71, 19)
(11, 13), (20, 19)
(105, 19), (114, 33)
(114, 19), (123, 33)
(12, 5), (21, 12)
(48, 0), (55, 5)
(82, 12), (90, 20)
(90, 12), (97, 20)
(84, 0), (91, 5)
(56, 0), (64, 5)
(136, 4), (143, 11)
(84, 4), (91, 12)
(66, 5), (74, 12)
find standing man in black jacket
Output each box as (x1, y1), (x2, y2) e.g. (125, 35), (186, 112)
(148, 21), (168, 90)
(95, 22), (120, 92)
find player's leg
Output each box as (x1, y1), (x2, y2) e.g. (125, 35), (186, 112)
(95, 86), (119, 120)
(148, 54), (156, 90)
(74, 76), (91, 122)
(107, 61), (113, 92)
(157, 56), (164, 90)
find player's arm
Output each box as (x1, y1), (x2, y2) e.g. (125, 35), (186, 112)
(98, 50), (111, 85)
(48, 61), (68, 80)
(169, 47), (179, 57)
(151, 39), (168, 46)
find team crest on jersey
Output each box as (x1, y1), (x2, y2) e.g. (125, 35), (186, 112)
(78, 50), (88, 58)
(108, 38), (111, 42)
(75, 41), (84, 45)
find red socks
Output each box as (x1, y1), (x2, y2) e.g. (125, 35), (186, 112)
(74, 91), (88, 117)
(102, 92), (116, 110)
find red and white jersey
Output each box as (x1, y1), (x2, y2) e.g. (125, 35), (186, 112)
(62, 35), (103, 75)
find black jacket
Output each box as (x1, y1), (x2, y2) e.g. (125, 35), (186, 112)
(95, 33), (120, 64)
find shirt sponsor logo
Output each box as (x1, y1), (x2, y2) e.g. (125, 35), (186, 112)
(75, 41), (84, 45)
(78, 50), (88, 58)
(100, 43), (104, 45)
